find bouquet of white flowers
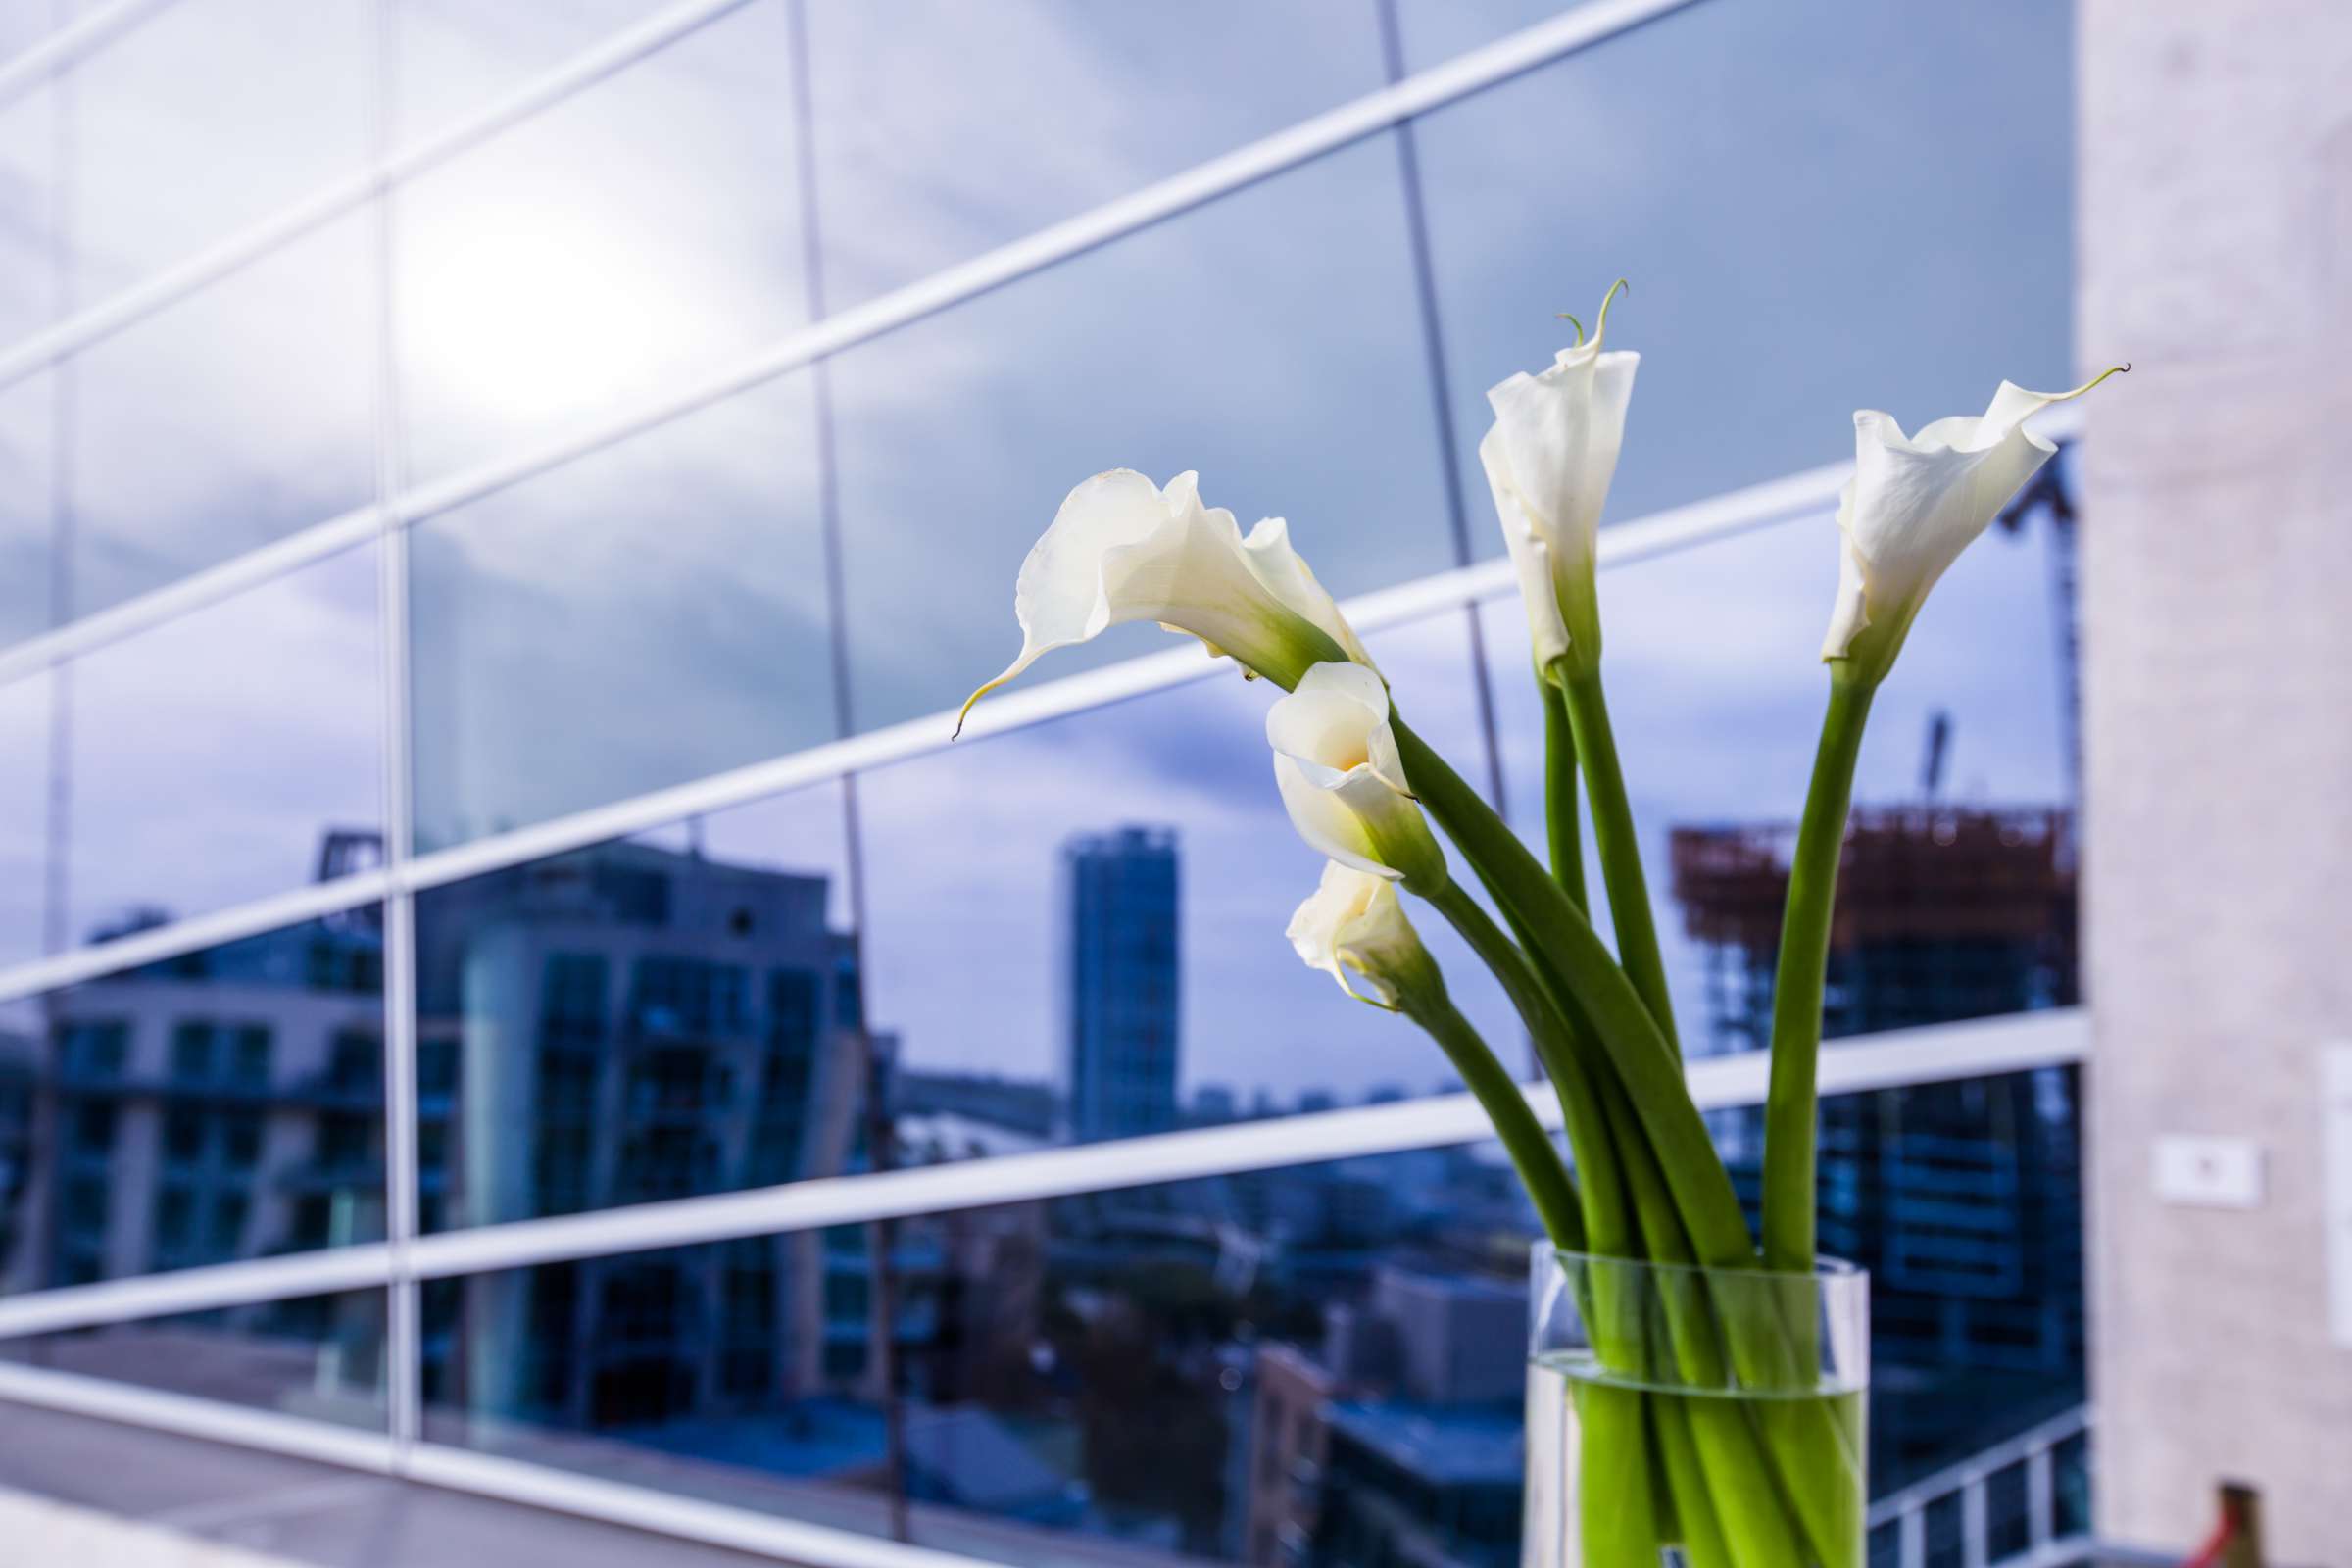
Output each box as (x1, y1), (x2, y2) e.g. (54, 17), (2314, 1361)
(958, 282), (2123, 1568)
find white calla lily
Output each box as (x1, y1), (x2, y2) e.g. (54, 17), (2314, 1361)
(1266, 662), (1446, 891)
(957, 469), (1372, 734)
(1286, 860), (1438, 1009)
(1480, 282), (1638, 676)
(1823, 367), (2128, 681)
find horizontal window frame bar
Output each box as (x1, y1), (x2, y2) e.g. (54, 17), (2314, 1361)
(0, 0), (176, 109)
(0, 408), (2087, 1009)
(0, 1007), (2086, 1341)
(0, 1358), (396, 1476)
(0, 1355), (1051, 1568)
(0, 0), (1706, 691)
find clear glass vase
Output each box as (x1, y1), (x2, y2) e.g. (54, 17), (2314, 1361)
(1524, 1247), (1870, 1568)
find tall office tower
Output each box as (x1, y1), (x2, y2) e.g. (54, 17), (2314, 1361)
(1060, 826), (1180, 1144)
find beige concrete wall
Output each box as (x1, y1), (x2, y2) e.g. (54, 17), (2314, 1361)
(2079, 1), (2352, 1560)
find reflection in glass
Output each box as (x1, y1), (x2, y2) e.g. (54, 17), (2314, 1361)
(68, 215), (374, 615)
(66, 0), (370, 291)
(0, 1288), (386, 1431)
(393, 0), (673, 149)
(394, 0), (806, 481)
(0, 87), (57, 350)
(858, 610), (1519, 1147)
(0, 671), (46, 968)
(804, 0), (1386, 308)
(0, 914), (387, 1298)
(66, 542), (382, 943)
(0, 376), (51, 648)
(829, 134), (1449, 734)
(416, 1069), (2082, 1562)
(1481, 488), (2076, 1049)
(414, 784), (863, 1234)
(408, 376), (830, 853)
(1413, 0), (2072, 535)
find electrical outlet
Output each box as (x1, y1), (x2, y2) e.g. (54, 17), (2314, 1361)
(2152, 1134), (2265, 1209)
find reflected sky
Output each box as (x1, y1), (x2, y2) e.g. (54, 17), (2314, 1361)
(1414, 0), (2073, 537)
(0, 0), (2077, 1106)
(410, 374), (832, 853)
(69, 0), (370, 292)
(0, 669), (45, 968)
(856, 611), (1522, 1105)
(831, 133), (1453, 734)
(395, 0), (806, 479)
(67, 541), (382, 945)
(70, 212), (374, 615)
(804, 0), (1388, 310)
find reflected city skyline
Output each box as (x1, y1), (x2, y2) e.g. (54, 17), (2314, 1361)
(0, 1), (2085, 1562)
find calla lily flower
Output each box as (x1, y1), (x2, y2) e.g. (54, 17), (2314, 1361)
(1480, 282), (1638, 677)
(1267, 662), (1446, 891)
(1287, 860), (1439, 1009)
(1823, 368), (2127, 682)
(957, 469), (1372, 734)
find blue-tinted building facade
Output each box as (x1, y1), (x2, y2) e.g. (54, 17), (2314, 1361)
(1061, 826), (1181, 1144)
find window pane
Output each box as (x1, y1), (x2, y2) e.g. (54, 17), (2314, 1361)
(0, 86), (58, 346)
(394, 0), (807, 482)
(67, 215), (373, 617)
(392, 0), (673, 147)
(64, 543), (381, 945)
(805, 0), (1387, 308)
(1415, 0), (2072, 536)
(414, 1067), (2082, 1559)
(1480, 484), (2077, 1052)
(0, 913), (387, 1296)
(0, 376), (52, 648)
(0, 1289), (386, 1431)
(858, 610), (1519, 1146)
(68, 0), (370, 291)
(831, 135), (1451, 735)
(413, 783), (858, 1234)
(0, 671), (45, 968)
(409, 376), (830, 854)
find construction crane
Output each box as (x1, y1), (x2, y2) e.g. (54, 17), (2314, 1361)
(1994, 445), (2081, 817)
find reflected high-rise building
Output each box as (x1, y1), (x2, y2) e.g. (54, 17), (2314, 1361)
(415, 836), (872, 1422)
(2, 913), (388, 1297)
(1060, 826), (1179, 1143)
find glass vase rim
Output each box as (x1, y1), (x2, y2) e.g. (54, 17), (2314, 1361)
(1536, 1241), (1867, 1286)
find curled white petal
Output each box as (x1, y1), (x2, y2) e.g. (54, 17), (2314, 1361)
(1241, 516), (1377, 668)
(1821, 382), (2066, 663)
(1286, 860), (1426, 1008)
(960, 469), (1372, 731)
(1481, 342), (1638, 668)
(1480, 428), (1572, 667)
(1266, 662), (1442, 887)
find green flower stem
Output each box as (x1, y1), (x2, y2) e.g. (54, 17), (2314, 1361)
(1760, 668), (1878, 1275)
(1544, 674), (1589, 907)
(1650, 1396), (1733, 1568)
(1394, 714), (1753, 1271)
(1424, 882), (1632, 1260)
(1598, 1070), (1816, 1567)
(1558, 668), (1680, 1059)
(1397, 984), (1586, 1254)
(1577, 1381), (1662, 1568)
